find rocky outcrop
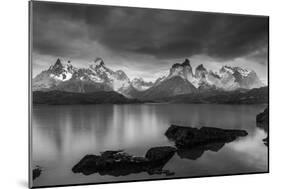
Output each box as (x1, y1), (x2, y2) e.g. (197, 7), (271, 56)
(263, 137), (268, 146)
(177, 142), (225, 160)
(72, 146), (176, 176)
(32, 166), (42, 180)
(195, 64), (208, 78)
(256, 106), (269, 146)
(165, 125), (248, 149)
(168, 59), (194, 83)
(256, 106), (269, 132)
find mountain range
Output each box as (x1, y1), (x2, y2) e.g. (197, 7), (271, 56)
(33, 58), (266, 103)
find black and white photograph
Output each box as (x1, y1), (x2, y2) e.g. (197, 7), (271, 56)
(29, 1), (269, 188)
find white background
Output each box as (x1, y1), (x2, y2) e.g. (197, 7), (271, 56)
(0, 0), (279, 188)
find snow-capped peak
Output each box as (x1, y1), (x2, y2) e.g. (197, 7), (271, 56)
(196, 64), (206, 71)
(220, 65), (235, 74)
(33, 57), (265, 95)
(195, 64), (208, 79)
(88, 58), (131, 92)
(168, 58), (194, 82)
(94, 57), (105, 66)
(89, 58), (107, 73)
(48, 58), (76, 81)
(182, 58), (191, 67)
(220, 65), (252, 77)
(233, 67), (252, 77)
(217, 65), (264, 90)
(171, 59), (191, 69)
(52, 58), (63, 68)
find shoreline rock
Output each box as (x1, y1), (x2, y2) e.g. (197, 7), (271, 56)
(32, 166), (42, 180)
(72, 146), (176, 176)
(256, 106), (269, 146)
(256, 106), (269, 132)
(165, 125), (248, 149)
(177, 142), (225, 160)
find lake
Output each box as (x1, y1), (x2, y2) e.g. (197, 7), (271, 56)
(31, 104), (268, 187)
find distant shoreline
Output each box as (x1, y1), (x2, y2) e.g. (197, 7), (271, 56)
(32, 86), (268, 105)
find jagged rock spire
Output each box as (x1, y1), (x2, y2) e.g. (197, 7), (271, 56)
(54, 58), (62, 66)
(195, 64), (208, 79)
(171, 58), (191, 69)
(95, 57), (104, 66)
(48, 58), (63, 71)
(182, 58), (190, 67)
(196, 64), (206, 70)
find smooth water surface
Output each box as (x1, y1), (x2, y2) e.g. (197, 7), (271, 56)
(32, 104), (268, 187)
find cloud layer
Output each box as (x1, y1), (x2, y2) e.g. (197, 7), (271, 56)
(31, 1), (268, 81)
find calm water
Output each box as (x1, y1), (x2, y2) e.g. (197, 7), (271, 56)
(31, 104), (268, 187)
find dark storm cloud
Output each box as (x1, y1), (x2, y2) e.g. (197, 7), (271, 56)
(245, 47), (268, 65)
(32, 1), (268, 62)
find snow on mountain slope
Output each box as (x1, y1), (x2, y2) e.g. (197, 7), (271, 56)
(48, 59), (76, 81)
(142, 76), (197, 100)
(33, 57), (265, 98)
(131, 78), (154, 91)
(162, 59), (210, 90)
(193, 64), (214, 90)
(33, 58), (133, 96)
(32, 71), (60, 91)
(33, 58), (77, 91)
(89, 59), (131, 92)
(219, 65), (264, 90)
(167, 59), (194, 81)
(154, 76), (166, 86)
(156, 58), (264, 91)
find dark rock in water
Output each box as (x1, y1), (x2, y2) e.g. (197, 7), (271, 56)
(256, 107), (269, 146)
(263, 137), (269, 146)
(145, 146), (176, 162)
(256, 106), (269, 132)
(72, 147), (176, 177)
(32, 166), (42, 180)
(72, 155), (100, 175)
(177, 142), (225, 160)
(165, 125), (248, 149)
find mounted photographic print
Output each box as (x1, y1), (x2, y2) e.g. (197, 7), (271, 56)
(29, 0), (269, 188)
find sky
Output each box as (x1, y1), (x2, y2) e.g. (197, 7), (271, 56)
(31, 1), (269, 83)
